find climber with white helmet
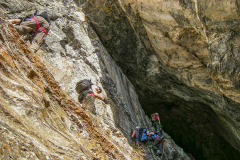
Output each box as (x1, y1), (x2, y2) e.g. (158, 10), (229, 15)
(132, 126), (141, 146)
(132, 126), (148, 148)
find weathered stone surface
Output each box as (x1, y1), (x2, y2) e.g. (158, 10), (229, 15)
(0, 20), (145, 160)
(79, 0), (240, 159)
(0, 0), (193, 160)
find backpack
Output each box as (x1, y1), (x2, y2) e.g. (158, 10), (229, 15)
(138, 127), (148, 143)
(36, 10), (50, 23)
(75, 79), (93, 94)
(150, 132), (157, 141)
(151, 113), (156, 121)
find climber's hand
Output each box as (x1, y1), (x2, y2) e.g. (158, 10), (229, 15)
(8, 19), (21, 25)
(103, 98), (110, 104)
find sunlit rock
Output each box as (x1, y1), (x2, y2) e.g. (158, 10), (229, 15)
(0, 0), (193, 159)
(80, 0), (240, 159)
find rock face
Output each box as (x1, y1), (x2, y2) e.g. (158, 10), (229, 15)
(0, 21), (143, 160)
(0, 0), (193, 160)
(78, 0), (240, 160)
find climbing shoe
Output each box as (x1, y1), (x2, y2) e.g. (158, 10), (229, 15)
(155, 150), (162, 156)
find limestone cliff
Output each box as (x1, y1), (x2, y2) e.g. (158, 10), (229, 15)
(0, 20), (145, 159)
(0, 0), (193, 160)
(78, 0), (240, 160)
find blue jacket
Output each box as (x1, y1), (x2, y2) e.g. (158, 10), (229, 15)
(150, 132), (161, 141)
(134, 128), (148, 143)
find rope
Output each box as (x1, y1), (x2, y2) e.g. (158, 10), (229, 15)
(162, 139), (166, 160)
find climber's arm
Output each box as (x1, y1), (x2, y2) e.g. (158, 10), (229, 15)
(92, 86), (109, 104)
(132, 130), (136, 138)
(94, 93), (104, 101)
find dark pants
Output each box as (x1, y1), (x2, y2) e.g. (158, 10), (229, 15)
(153, 121), (161, 132)
(152, 138), (163, 154)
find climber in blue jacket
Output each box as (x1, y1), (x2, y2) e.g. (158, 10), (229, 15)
(132, 126), (148, 147)
(147, 131), (164, 156)
(132, 126), (141, 146)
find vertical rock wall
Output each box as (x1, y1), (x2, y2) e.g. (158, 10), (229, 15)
(0, 0), (193, 160)
(0, 20), (145, 159)
(78, 0), (240, 159)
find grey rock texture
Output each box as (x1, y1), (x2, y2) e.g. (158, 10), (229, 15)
(0, 0), (193, 160)
(0, 17), (145, 160)
(79, 0), (240, 159)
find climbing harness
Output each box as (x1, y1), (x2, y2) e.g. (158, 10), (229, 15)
(85, 93), (94, 100)
(32, 16), (48, 35)
(156, 137), (163, 143)
(161, 140), (165, 160)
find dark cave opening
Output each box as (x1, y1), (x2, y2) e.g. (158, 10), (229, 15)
(143, 100), (240, 160)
